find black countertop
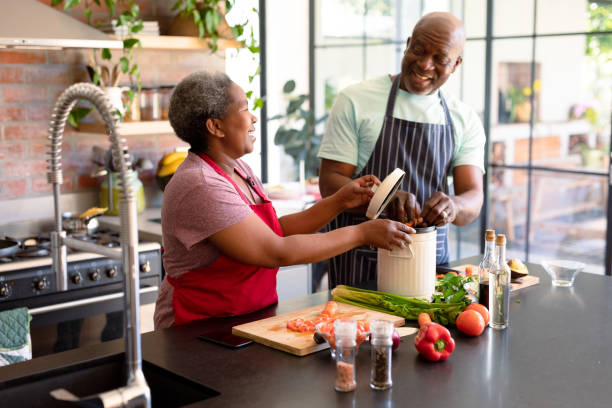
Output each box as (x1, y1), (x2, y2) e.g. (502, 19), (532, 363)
(1, 256), (611, 407)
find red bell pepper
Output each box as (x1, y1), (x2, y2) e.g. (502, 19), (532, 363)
(414, 322), (455, 362)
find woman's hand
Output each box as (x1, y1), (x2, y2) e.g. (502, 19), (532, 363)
(359, 219), (414, 251)
(333, 174), (381, 210)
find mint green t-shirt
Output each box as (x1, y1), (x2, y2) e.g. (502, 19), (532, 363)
(318, 76), (486, 177)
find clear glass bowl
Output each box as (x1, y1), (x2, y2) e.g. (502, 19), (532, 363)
(542, 260), (585, 287)
(314, 321), (370, 359)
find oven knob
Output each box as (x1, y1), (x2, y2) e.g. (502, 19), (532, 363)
(107, 267), (117, 278)
(35, 280), (46, 291)
(89, 270), (100, 281)
(72, 273), (82, 284)
(0, 284), (9, 297)
(140, 260), (151, 273)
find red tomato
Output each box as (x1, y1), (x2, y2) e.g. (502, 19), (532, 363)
(456, 310), (485, 336)
(465, 303), (490, 326)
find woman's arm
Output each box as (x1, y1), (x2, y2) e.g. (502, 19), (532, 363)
(208, 213), (413, 268)
(278, 174), (378, 236)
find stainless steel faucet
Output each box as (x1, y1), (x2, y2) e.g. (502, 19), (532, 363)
(46, 83), (150, 408)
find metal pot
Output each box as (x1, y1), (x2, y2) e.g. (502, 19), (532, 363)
(0, 238), (19, 257)
(62, 212), (100, 236)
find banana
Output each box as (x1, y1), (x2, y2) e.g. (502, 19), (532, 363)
(161, 151), (188, 166)
(157, 156), (185, 177)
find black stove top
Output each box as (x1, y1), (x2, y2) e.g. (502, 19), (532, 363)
(0, 228), (162, 303)
(0, 229), (127, 264)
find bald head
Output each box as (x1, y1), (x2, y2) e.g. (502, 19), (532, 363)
(413, 12), (466, 53)
(399, 12), (466, 95)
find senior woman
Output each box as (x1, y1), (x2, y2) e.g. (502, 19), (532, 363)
(154, 71), (414, 329)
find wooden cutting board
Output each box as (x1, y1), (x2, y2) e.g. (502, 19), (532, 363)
(454, 264), (540, 292)
(232, 303), (405, 356)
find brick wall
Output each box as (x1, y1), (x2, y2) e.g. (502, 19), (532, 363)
(0, 1), (225, 209)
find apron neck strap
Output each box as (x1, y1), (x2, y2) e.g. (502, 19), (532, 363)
(198, 153), (267, 203)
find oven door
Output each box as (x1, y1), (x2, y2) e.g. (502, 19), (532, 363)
(21, 276), (159, 358)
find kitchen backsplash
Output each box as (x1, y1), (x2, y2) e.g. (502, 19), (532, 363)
(0, 1), (225, 221)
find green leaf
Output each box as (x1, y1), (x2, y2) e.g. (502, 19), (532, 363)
(131, 21), (144, 34)
(64, 0), (79, 10)
(205, 9), (215, 34)
(51, 0), (64, 7)
(171, 0), (182, 12)
(123, 38), (139, 49)
(245, 90), (253, 98)
(198, 23), (205, 39)
(129, 63), (138, 75)
(193, 9), (202, 24)
(253, 97), (263, 110)
(101, 48), (111, 60)
(68, 107), (92, 127)
(104, 0), (115, 16)
(283, 80), (296, 94)
(247, 45), (260, 54)
(92, 0), (101, 5)
(120, 57), (130, 73)
(92, 71), (101, 86)
(84, 8), (92, 22)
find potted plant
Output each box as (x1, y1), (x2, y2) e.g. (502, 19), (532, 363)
(270, 80), (333, 180)
(52, 0), (261, 125)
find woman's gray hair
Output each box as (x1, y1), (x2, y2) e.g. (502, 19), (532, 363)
(168, 70), (234, 153)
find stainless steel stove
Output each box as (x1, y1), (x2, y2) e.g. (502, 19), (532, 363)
(0, 228), (162, 357)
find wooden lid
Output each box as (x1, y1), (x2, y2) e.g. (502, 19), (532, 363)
(485, 229), (495, 241)
(496, 234), (506, 246)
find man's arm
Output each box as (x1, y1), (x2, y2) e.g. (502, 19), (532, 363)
(450, 164), (483, 225)
(420, 164), (483, 227)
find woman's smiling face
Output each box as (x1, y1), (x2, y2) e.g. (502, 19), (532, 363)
(221, 83), (258, 157)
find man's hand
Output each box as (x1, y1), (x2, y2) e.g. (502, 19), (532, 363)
(421, 191), (458, 227)
(388, 190), (422, 223)
(333, 174), (381, 210)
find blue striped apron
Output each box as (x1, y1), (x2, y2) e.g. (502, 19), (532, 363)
(327, 75), (456, 288)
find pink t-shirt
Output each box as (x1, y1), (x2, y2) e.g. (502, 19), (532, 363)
(154, 152), (265, 329)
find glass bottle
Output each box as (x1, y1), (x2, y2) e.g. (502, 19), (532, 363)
(478, 229), (497, 308)
(489, 234), (510, 330)
(334, 319), (357, 392)
(369, 320), (393, 390)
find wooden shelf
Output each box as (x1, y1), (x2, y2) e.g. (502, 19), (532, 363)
(113, 35), (243, 50)
(78, 120), (173, 136)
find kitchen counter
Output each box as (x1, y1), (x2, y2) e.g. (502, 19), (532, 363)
(1, 257), (610, 407)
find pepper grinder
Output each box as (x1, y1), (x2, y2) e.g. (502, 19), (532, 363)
(370, 320), (394, 390)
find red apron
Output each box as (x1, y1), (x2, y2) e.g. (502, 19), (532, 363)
(166, 153), (283, 326)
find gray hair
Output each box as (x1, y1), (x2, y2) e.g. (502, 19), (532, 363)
(168, 70), (234, 153)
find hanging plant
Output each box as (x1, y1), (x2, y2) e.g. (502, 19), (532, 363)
(170, 0), (262, 109)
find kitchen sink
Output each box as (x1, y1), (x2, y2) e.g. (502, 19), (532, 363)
(0, 353), (219, 407)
